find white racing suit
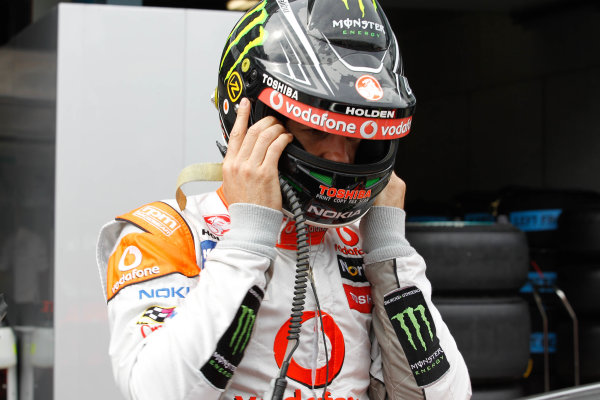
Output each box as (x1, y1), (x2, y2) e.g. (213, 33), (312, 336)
(96, 188), (472, 400)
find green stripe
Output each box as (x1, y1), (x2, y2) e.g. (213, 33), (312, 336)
(310, 171), (333, 186)
(220, 1), (268, 71)
(365, 177), (380, 188)
(224, 27), (268, 81)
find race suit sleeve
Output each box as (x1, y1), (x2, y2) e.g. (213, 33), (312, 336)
(96, 201), (282, 400)
(360, 206), (472, 400)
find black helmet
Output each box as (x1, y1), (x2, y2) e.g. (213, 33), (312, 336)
(216, 0), (416, 227)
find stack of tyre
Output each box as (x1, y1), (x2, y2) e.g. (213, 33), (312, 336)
(406, 220), (530, 399)
(496, 187), (600, 394)
(555, 203), (600, 388)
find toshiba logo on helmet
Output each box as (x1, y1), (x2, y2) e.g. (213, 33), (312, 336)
(318, 185), (372, 200)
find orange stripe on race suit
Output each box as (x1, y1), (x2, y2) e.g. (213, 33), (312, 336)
(216, 186), (229, 209)
(106, 202), (199, 301)
(116, 202), (195, 256)
(106, 232), (199, 301)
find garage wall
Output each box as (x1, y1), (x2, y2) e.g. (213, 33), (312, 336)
(391, 6), (600, 204)
(55, 5), (240, 399)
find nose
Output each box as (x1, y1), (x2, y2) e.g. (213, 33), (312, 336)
(320, 134), (352, 163)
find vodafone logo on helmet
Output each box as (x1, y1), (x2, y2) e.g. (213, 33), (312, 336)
(258, 88), (413, 140)
(360, 120), (378, 139)
(269, 90), (284, 111)
(118, 246), (143, 272)
(356, 74), (383, 101)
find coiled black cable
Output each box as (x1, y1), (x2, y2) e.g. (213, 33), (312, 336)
(271, 176), (311, 400)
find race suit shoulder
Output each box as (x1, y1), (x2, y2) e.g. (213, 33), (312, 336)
(96, 191), (472, 400)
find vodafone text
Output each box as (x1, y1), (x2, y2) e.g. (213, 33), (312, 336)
(335, 244), (365, 256)
(112, 266), (160, 294)
(259, 88), (413, 140)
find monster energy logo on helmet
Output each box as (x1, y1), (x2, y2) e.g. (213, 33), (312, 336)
(220, 0), (269, 81)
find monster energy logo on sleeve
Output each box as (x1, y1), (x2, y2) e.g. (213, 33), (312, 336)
(383, 286), (450, 387)
(391, 304), (433, 351)
(230, 305), (256, 355)
(200, 285), (264, 390)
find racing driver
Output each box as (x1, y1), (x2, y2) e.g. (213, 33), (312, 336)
(96, 0), (472, 399)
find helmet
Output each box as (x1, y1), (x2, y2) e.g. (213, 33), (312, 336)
(216, 0), (416, 227)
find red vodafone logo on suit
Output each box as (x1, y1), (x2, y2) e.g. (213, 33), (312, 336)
(273, 311), (345, 387)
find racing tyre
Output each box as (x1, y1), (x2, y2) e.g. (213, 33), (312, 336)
(434, 296), (530, 383)
(406, 223), (529, 292)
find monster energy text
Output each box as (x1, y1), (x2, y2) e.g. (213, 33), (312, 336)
(410, 348), (445, 371)
(333, 18), (384, 32)
(208, 351), (235, 378)
(384, 288), (421, 305)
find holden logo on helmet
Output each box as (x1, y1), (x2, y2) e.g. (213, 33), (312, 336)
(360, 120), (378, 139)
(356, 75), (383, 101)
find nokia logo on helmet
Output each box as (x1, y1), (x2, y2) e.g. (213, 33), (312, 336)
(307, 205), (362, 220)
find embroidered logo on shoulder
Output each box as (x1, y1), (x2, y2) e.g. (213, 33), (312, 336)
(106, 232), (200, 302)
(133, 205), (181, 236)
(203, 214), (231, 236)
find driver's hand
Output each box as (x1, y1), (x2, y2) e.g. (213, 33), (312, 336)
(373, 172), (406, 209)
(221, 98), (293, 210)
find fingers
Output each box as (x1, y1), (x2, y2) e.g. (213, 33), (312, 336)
(261, 132), (293, 168)
(374, 172), (406, 209)
(225, 98), (251, 159)
(244, 121), (288, 165)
